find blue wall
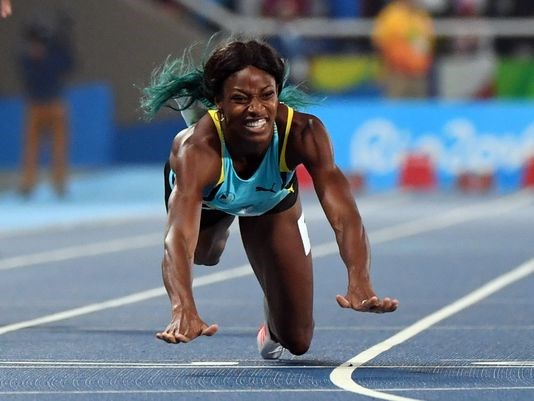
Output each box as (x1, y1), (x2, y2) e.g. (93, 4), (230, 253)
(308, 99), (534, 191)
(114, 119), (185, 164)
(2, 85), (532, 191)
(0, 83), (114, 168)
(0, 83), (186, 168)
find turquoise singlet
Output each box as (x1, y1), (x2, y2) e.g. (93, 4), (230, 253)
(202, 107), (295, 216)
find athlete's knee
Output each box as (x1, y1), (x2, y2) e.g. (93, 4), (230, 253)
(194, 252), (220, 266)
(279, 323), (314, 356)
(194, 245), (222, 266)
(194, 229), (230, 266)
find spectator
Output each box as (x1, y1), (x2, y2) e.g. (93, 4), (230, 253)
(265, 0), (310, 84)
(372, 0), (435, 98)
(18, 16), (75, 197)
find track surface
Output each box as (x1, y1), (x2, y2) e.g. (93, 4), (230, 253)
(1, 167), (532, 401)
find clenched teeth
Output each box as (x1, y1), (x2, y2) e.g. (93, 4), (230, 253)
(245, 118), (267, 128)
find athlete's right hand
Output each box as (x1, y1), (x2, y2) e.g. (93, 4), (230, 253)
(156, 309), (218, 343)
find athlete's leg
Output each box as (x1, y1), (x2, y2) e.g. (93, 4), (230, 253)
(163, 161), (234, 266)
(194, 209), (234, 266)
(20, 104), (42, 194)
(50, 101), (68, 195)
(239, 198), (314, 356)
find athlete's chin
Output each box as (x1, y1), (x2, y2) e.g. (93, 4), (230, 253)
(243, 127), (272, 142)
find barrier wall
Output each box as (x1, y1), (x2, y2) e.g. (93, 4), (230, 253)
(2, 86), (533, 192)
(308, 99), (534, 192)
(0, 83), (114, 168)
(0, 83), (184, 169)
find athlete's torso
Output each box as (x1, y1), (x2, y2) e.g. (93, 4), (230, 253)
(201, 107), (295, 216)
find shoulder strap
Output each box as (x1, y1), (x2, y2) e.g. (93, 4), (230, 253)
(279, 106), (294, 173)
(207, 109), (225, 186)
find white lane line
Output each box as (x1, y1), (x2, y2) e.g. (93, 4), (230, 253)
(0, 361), (531, 369)
(329, 257), (534, 401)
(0, 212), (165, 240)
(0, 195), (411, 272)
(312, 189), (534, 257)
(0, 191), (531, 336)
(0, 361), (240, 368)
(1, 386), (533, 395)
(0, 191), (407, 240)
(0, 264), (251, 336)
(471, 361), (534, 367)
(0, 390), (345, 395)
(0, 233), (162, 271)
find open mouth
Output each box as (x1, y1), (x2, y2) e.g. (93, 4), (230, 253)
(244, 118), (267, 131)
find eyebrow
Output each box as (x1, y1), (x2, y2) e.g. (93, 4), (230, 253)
(231, 84), (275, 94)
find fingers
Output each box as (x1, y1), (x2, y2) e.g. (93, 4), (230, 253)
(336, 294), (351, 308)
(156, 331), (188, 344)
(156, 323), (219, 343)
(201, 324), (219, 336)
(337, 294), (399, 313)
(360, 296), (399, 313)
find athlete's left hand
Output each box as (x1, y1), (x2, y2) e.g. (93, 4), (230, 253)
(336, 284), (398, 313)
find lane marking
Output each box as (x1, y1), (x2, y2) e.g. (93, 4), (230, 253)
(329, 258), (534, 401)
(0, 195), (410, 271)
(471, 361), (534, 367)
(0, 386), (532, 395)
(0, 212), (165, 240)
(0, 191), (408, 239)
(0, 361), (531, 369)
(0, 233), (162, 272)
(0, 191), (531, 338)
(0, 264), (251, 336)
(313, 189), (534, 257)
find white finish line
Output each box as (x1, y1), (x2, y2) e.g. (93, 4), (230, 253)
(329, 257), (534, 401)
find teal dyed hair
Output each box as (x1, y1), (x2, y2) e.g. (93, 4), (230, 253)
(140, 46), (214, 120)
(140, 38), (317, 121)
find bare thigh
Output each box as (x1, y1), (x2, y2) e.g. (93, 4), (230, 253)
(195, 209), (235, 266)
(239, 198), (313, 353)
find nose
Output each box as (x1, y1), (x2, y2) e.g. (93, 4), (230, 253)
(248, 97), (263, 113)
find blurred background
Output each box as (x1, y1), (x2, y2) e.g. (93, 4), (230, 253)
(0, 0), (533, 219)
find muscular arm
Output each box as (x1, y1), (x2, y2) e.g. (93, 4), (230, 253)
(157, 124), (220, 342)
(295, 115), (398, 313)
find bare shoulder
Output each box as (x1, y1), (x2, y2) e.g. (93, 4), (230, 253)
(169, 114), (221, 188)
(282, 107), (331, 169)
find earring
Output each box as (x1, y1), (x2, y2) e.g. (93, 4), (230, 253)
(218, 109), (225, 122)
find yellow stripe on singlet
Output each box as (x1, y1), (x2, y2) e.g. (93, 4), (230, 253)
(208, 106), (293, 184)
(207, 109), (225, 186)
(279, 106), (294, 173)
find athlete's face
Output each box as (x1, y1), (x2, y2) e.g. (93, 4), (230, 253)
(217, 66), (279, 149)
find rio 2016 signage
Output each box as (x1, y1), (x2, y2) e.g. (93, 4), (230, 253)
(310, 100), (534, 191)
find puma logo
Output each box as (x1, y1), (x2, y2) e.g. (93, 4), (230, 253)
(256, 183), (276, 193)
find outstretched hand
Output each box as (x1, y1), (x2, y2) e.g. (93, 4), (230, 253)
(1, 0), (12, 18)
(156, 311), (218, 344)
(336, 293), (398, 313)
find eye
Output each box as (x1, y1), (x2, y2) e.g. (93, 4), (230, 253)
(261, 91), (275, 100)
(231, 94), (248, 103)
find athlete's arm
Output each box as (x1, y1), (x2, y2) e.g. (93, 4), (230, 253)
(294, 114), (398, 313)
(157, 124), (220, 343)
(1, 0), (12, 18)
